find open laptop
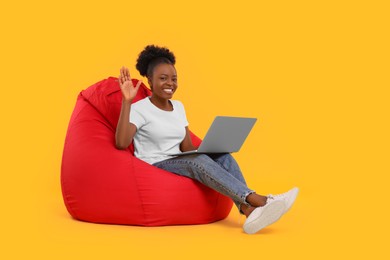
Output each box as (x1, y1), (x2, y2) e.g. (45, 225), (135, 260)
(170, 116), (257, 156)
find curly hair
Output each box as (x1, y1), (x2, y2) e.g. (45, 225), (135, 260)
(136, 45), (176, 78)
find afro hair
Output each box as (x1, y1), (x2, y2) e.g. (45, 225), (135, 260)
(136, 45), (176, 77)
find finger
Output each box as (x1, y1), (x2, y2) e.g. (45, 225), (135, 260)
(120, 67), (124, 83)
(118, 75), (122, 85)
(125, 67), (130, 81)
(122, 67), (127, 83)
(119, 67), (124, 82)
(120, 66), (127, 84)
(134, 80), (142, 90)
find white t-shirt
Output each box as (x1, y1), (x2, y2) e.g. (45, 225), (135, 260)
(129, 96), (189, 164)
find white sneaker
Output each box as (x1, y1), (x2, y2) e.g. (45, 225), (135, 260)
(243, 199), (286, 234)
(267, 187), (299, 213)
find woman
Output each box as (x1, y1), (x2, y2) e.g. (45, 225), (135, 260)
(115, 45), (298, 234)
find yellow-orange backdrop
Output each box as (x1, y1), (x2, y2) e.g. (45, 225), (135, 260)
(1, 0), (389, 259)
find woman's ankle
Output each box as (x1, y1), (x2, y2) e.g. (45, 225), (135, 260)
(240, 204), (255, 217)
(246, 193), (268, 207)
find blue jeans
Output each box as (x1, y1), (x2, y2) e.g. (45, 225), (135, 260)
(152, 153), (255, 214)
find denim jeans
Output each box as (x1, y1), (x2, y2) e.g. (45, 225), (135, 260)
(152, 153), (255, 214)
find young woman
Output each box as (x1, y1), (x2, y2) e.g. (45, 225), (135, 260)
(115, 45), (298, 234)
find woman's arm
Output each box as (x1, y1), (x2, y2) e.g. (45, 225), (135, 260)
(115, 100), (137, 149)
(115, 66), (142, 150)
(180, 126), (198, 152)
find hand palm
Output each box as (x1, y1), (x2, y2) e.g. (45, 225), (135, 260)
(118, 66), (142, 102)
(120, 80), (138, 101)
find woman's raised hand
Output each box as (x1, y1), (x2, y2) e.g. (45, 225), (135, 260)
(118, 66), (142, 103)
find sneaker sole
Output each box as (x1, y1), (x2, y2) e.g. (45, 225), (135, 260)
(243, 200), (286, 234)
(285, 187), (299, 213)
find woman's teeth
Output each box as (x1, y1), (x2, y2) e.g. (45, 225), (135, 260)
(163, 89), (173, 93)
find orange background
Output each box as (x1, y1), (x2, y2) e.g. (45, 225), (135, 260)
(1, 0), (389, 259)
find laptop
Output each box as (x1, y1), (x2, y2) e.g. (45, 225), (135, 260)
(170, 116), (257, 156)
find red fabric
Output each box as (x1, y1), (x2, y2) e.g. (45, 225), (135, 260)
(61, 77), (233, 226)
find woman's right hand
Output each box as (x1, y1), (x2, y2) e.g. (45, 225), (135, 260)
(118, 66), (142, 103)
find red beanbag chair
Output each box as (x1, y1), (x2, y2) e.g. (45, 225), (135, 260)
(61, 77), (233, 226)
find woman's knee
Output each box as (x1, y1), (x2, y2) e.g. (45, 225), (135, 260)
(220, 153), (234, 161)
(211, 153), (235, 165)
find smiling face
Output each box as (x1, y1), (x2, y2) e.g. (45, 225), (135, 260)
(148, 63), (177, 100)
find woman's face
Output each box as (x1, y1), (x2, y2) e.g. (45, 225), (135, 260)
(148, 63), (177, 99)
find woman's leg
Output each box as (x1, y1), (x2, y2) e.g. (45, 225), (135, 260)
(153, 154), (267, 214)
(207, 153), (270, 215)
(207, 153), (247, 185)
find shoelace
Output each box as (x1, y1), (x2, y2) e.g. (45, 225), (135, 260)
(267, 192), (287, 201)
(266, 195), (277, 203)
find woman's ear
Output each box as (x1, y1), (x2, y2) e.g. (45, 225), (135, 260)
(147, 77), (153, 91)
